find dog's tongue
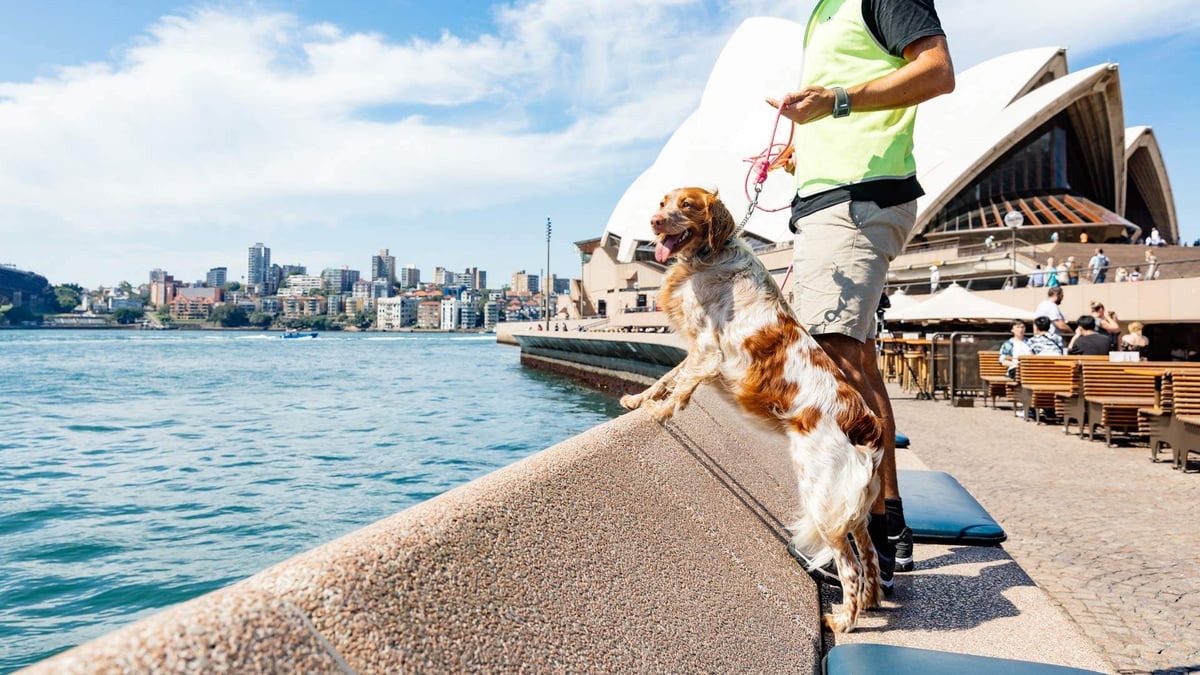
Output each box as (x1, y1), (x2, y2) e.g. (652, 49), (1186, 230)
(655, 233), (684, 263)
(655, 240), (671, 263)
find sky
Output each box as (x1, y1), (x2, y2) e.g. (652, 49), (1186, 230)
(1, 0), (1198, 289)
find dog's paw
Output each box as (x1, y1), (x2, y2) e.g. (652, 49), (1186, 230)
(619, 393), (643, 410)
(645, 399), (677, 423)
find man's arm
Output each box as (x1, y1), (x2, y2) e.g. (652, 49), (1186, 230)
(767, 35), (954, 125)
(1054, 317), (1072, 334)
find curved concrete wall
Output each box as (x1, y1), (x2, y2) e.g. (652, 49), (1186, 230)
(24, 388), (823, 674)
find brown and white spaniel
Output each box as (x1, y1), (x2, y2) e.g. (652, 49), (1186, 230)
(620, 187), (885, 633)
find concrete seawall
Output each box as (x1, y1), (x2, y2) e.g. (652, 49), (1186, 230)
(25, 388), (825, 673)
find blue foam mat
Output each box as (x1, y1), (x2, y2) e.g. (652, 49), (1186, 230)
(895, 432), (910, 448)
(824, 644), (1103, 675)
(897, 470), (1006, 545)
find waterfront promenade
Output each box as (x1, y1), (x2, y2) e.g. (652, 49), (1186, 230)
(891, 387), (1200, 674)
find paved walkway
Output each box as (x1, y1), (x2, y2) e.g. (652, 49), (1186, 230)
(892, 386), (1200, 674)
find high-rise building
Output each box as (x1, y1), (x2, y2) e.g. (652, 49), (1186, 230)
(247, 243), (271, 294)
(511, 270), (539, 295)
(483, 300), (499, 329)
(321, 267), (360, 293)
(206, 267), (228, 288)
(149, 268), (169, 283)
(433, 266), (453, 285)
(440, 296), (460, 330)
(399, 265), (420, 288)
(463, 266), (486, 290)
(371, 249), (396, 285)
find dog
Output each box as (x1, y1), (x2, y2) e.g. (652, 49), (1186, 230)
(619, 187), (885, 632)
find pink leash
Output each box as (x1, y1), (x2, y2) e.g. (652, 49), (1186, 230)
(736, 103), (796, 289)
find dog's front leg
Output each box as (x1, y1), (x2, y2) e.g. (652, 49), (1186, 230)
(646, 337), (721, 422)
(620, 360), (685, 411)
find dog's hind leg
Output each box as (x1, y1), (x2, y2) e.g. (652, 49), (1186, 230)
(822, 522), (865, 633)
(850, 517), (882, 609)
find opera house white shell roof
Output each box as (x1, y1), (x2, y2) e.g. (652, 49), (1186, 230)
(603, 19), (1176, 263)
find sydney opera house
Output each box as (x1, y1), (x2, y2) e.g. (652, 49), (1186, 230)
(575, 18), (1192, 333)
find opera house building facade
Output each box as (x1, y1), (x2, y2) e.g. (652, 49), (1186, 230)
(575, 18), (1194, 335)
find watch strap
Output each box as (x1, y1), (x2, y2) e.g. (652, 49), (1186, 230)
(832, 86), (850, 118)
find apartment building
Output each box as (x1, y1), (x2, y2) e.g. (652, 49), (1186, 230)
(416, 301), (441, 329)
(371, 249), (396, 285)
(399, 265), (420, 288)
(247, 243), (271, 294)
(206, 267), (227, 288)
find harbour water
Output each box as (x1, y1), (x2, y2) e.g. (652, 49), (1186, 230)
(0, 330), (623, 672)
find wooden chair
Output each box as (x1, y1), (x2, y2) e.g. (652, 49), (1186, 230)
(977, 350), (1012, 408)
(1168, 371), (1200, 471)
(1081, 362), (1158, 446)
(1015, 356), (1084, 424)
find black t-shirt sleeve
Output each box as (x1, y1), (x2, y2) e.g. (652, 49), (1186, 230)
(863, 0), (946, 58)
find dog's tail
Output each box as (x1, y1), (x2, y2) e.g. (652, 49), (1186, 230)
(786, 429), (878, 571)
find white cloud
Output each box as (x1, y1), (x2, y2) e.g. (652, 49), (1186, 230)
(1, 0), (1197, 285)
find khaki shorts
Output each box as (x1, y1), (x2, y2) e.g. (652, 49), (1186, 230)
(791, 200), (916, 342)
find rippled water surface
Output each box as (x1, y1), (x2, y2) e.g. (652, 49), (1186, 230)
(0, 329), (623, 671)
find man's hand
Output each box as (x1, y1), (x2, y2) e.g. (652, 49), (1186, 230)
(766, 86), (835, 125)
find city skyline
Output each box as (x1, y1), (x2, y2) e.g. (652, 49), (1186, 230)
(2, 2), (1198, 288)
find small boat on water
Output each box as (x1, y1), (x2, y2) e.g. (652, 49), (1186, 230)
(281, 330), (318, 340)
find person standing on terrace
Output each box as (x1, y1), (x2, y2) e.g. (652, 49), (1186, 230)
(1035, 287), (1070, 336)
(766, 0), (955, 586)
(1088, 248), (1109, 283)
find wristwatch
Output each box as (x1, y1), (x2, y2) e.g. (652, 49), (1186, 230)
(832, 86), (851, 118)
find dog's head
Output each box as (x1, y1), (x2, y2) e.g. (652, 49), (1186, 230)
(650, 187), (737, 263)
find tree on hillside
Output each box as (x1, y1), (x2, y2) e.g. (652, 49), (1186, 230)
(112, 307), (145, 324)
(53, 285), (81, 313)
(210, 305), (249, 328)
(1, 305), (36, 325)
(248, 312), (275, 329)
(222, 281), (243, 292)
(118, 281), (134, 296)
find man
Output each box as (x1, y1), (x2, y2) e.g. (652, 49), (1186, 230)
(1068, 315), (1111, 355)
(1027, 315), (1065, 355)
(1035, 287), (1070, 336)
(1088, 248), (1109, 284)
(767, 0), (955, 587)
(998, 319), (1032, 379)
(1028, 264), (1044, 288)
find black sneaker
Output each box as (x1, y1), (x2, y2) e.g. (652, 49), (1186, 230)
(875, 543), (896, 597)
(891, 526), (914, 572)
(787, 542), (841, 588)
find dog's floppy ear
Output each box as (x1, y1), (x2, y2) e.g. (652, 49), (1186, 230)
(705, 190), (737, 252)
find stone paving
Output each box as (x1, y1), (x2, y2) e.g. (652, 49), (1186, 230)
(892, 386), (1200, 674)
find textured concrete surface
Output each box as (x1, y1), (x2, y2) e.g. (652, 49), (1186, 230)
(23, 388), (822, 674)
(891, 385), (1200, 675)
(831, 448), (1111, 672)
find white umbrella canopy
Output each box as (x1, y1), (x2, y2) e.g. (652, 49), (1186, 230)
(882, 290), (920, 317)
(884, 283), (1035, 323)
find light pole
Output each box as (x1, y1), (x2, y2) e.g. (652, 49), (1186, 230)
(1004, 210), (1024, 281)
(545, 217), (552, 331)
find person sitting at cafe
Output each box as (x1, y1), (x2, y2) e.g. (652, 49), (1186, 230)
(1119, 321), (1149, 358)
(998, 319), (1033, 378)
(1027, 315), (1064, 355)
(1068, 315), (1111, 355)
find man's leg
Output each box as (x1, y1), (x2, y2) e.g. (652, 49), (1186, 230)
(789, 199), (916, 588)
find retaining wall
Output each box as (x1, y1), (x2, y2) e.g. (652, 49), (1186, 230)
(25, 388), (824, 673)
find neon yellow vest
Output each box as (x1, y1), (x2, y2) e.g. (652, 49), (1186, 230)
(794, 0), (917, 198)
